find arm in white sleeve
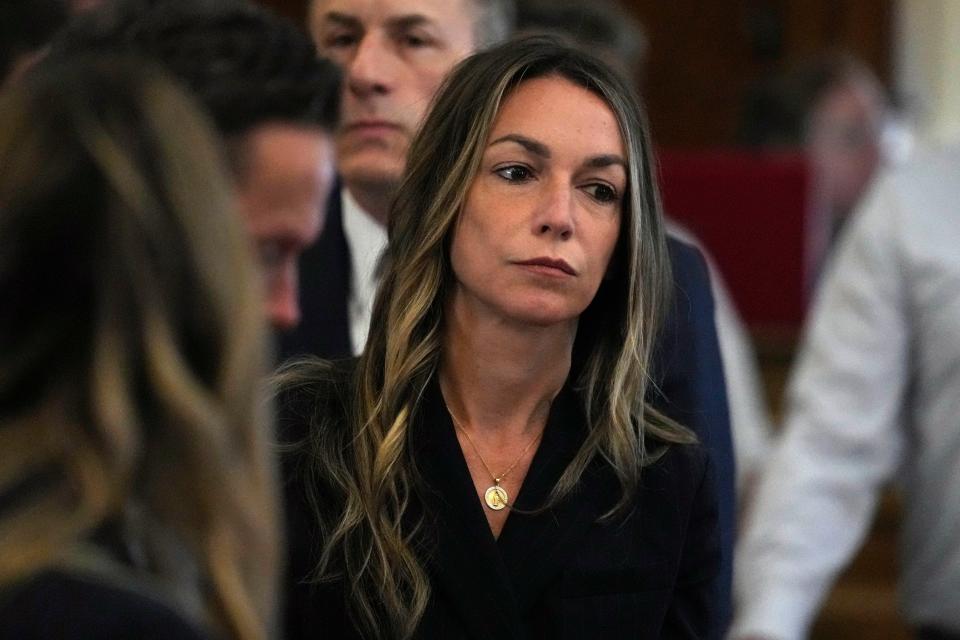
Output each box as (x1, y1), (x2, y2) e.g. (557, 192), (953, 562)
(730, 178), (910, 640)
(711, 273), (773, 497)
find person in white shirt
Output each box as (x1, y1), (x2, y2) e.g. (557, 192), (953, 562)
(731, 144), (960, 640)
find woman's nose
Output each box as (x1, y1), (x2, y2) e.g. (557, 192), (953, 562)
(532, 181), (574, 240)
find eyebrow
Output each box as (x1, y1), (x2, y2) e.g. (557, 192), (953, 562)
(585, 155), (627, 170)
(386, 14), (433, 31)
(322, 12), (362, 29)
(489, 134), (627, 169)
(490, 134), (551, 159)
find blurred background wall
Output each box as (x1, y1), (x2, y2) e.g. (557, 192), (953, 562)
(259, 0), (960, 146)
(897, 0), (960, 144)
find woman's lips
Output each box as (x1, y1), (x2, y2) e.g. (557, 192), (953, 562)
(514, 257), (578, 276)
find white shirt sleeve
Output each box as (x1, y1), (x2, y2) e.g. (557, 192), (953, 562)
(711, 273), (774, 495)
(730, 176), (910, 640)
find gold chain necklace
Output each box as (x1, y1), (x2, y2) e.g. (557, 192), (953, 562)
(447, 407), (543, 511)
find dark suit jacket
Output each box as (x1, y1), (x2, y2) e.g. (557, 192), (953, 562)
(650, 238), (736, 633)
(279, 187), (353, 361)
(0, 570), (208, 640)
(280, 366), (720, 639)
(281, 187), (736, 632)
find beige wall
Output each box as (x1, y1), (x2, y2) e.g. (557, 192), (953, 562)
(896, 0), (960, 143)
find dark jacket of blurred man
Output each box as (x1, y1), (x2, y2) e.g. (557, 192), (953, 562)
(50, 0), (342, 334)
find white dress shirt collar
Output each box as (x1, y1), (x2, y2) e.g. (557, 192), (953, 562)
(341, 187), (388, 355)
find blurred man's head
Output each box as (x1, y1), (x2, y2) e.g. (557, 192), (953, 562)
(739, 52), (888, 225)
(803, 62), (886, 221)
(53, 0), (341, 331)
(309, 0), (514, 222)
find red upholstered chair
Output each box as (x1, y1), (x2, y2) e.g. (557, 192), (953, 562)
(656, 148), (821, 337)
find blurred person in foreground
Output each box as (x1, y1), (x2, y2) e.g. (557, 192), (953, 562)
(0, 55), (277, 640)
(282, 0), (515, 358)
(731, 144), (960, 640)
(52, 0), (341, 333)
(278, 37), (720, 640)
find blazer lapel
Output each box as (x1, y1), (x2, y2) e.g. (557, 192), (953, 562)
(414, 379), (526, 640)
(279, 183), (353, 360)
(495, 387), (620, 613)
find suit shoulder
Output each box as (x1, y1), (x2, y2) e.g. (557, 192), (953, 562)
(0, 571), (208, 640)
(643, 441), (711, 497)
(665, 234), (711, 288)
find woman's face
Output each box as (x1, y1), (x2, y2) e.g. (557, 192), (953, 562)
(449, 75), (626, 328)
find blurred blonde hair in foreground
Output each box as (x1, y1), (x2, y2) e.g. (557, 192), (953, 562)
(0, 55), (278, 639)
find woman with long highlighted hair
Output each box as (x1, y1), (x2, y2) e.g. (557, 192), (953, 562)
(281, 37), (720, 640)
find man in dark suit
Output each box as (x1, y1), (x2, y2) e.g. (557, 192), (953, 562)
(282, 0), (516, 358)
(53, 0), (341, 333)
(283, 0), (734, 631)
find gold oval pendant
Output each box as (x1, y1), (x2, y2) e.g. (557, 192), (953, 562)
(484, 485), (508, 510)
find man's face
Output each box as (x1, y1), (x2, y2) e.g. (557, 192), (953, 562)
(806, 80), (885, 218)
(234, 123), (336, 331)
(310, 0), (477, 192)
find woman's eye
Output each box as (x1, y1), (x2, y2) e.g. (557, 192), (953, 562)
(495, 165), (533, 182)
(585, 183), (619, 203)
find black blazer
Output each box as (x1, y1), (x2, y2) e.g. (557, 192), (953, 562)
(650, 238), (735, 632)
(281, 366), (720, 639)
(0, 570), (208, 640)
(281, 189), (736, 631)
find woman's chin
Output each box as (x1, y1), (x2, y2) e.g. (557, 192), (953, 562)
(502, 301), (585, 328)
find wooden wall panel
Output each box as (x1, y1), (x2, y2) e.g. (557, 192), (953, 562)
(254, 0), (894, 147)
(258, 0), (307, 24)
(625, 0), (893, 145)
(626, 2), (754, 146)
(781, 0), (892, 81)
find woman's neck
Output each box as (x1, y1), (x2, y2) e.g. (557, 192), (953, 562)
(439, 297), (576, 441)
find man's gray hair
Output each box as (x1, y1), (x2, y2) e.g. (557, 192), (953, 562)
(471, 0), (516, 48)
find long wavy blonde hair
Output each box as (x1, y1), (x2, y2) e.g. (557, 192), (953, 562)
(282, 36), (693, 639)
(0, 55), (278, 639)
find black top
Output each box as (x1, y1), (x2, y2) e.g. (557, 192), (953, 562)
(281, 362), (720, 639)
(0, 570), (209, 640)
(650, 235), (736, 634)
